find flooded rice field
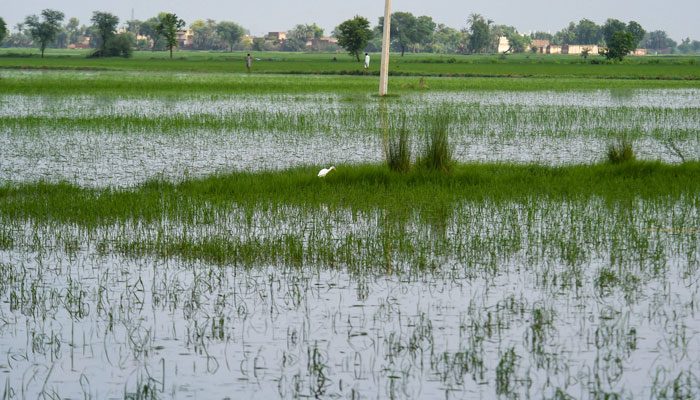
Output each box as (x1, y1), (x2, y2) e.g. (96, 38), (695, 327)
(1, 88), (699, 187)
(1, 71), (700, 398)
(1, 198), (699, 398)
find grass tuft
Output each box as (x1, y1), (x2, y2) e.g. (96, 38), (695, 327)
(418, 110), (453, 172)
(384, 120), (412, 173)
(607, 135), (636, 164)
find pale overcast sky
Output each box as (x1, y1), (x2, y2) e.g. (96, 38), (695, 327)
(4, 0), (699, 42)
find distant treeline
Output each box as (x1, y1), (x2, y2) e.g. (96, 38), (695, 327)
(0, 11), (699, 55)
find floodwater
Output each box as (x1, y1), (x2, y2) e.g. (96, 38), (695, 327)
(1, 78), (700, 398)
(0, 198), (699, 399)
(1, 89), (699, 187)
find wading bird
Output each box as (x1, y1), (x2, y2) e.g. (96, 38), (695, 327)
(318, 166), (336, 177)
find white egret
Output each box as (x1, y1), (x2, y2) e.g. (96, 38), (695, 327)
(317, 166), (336, 177)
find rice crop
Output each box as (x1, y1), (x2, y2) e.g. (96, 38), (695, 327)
(1, 162), (699, 398)
(1, 68), (700, 398)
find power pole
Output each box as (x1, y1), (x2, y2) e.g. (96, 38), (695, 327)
(378, 0), (391, 96)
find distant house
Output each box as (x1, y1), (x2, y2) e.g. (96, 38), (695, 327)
(546, 45), (562, 54)
(67, 37), (90, 49)
(306, 37), (338, 47)
(531, 40), (549, 54)
(176, 30), (194, 47)
(563, 44), (599, 55)
(497, 36), (511, 53)
(268, 32), (287, 41)
(629, 48), (647, 56)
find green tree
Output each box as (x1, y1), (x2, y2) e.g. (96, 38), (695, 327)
(602, 18), (626, 45)
(378, 12), (435, 56)
(155, 13), (185, 58)
(575, 19), (601, 44)
(289, 23), (323, 42)
(335, 15), (373, 61)
(65, 17), (81, 44)
(467, 14), (490, 53)
(105, 33), (133, 57)
(530, 31), (553, 41)
(216, 21), (244, 52)
(126, 19), (142, 35)
(626, 21), (645, 48)
(191, 19), (217, 50)
(0, 17), (7, 44)
(642, 30), (677, 51)
(429, 24), (468, 54)
(91, 12), (119, 57)
(553, 22), (576, 45)
(605, 31), (635, 61)
(505, 33), (531, 53)
(24, 9), (65, 57)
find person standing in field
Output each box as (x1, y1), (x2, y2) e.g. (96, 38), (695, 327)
(246, 54), (252, 73)
(364, 53), (370, 71)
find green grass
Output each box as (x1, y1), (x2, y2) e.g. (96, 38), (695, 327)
(0, 48), (699, 80)
(2, 69), (700, 97)
(2, 161), (698, 225)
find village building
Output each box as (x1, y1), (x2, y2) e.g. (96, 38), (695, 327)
(305, 37), (339, 47)
(563, 44), (599, 55)
(629, 48), (647, 56)
(67, 37), (90, 49)
(497, 36), (511, 53)
(530, 40), (549, 54)
(267, 32), (287, 41)
(176, 29), (194, 47)
(546, 45), (562, 54)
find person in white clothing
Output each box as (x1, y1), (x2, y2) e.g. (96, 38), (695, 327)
(364, 53), (370, 71)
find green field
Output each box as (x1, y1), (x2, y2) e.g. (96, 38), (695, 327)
(1, 47), (699, 79)
(1, 54), (700, 398)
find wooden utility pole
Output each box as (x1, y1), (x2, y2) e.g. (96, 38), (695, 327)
(378, 0), (391, 96)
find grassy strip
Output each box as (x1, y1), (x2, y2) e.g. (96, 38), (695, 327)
(1, 161), (699, 225)
(3, 70), (700, 96)
(0, 49), (698, 79)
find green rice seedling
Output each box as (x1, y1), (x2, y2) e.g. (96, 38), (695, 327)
(384, 118), (412, 172)
(607, 135), (636, 164)
(495, 347), (518, 397)
(418, 109), (453, 172)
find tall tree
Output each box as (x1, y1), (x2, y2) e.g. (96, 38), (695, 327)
(335, 15), (373, 61)
(91, 12), (118, 56)
(190, 20), (217, 50)
(553, 21), (576, 45)
(575, 19), (601, 44)
(378, 12), (434, 56)
(0, 17), (7, 44)
(530, 31), (553, 41)
(467, 14), (490, 53)
(216, 21), (244, 52)
(155, 13), (185, 58)
(139, 17), (164, 51)
(605, 31), (635, 61)
(642, 30), (676, 50)
(602, 18), (626, 45)
(626, 21), (645, 48)
(65, 17), (81, 45)
(24, 9), (65, 57)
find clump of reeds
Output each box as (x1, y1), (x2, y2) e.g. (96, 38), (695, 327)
(607, 135), (636, 164)
(417, 109), (453, 172)
(384, 123), (412, 173)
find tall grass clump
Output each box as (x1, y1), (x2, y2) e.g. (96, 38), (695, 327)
(607, 135), (636, 164)
(384, 120), (412, 172)
(418, 109), (453, 172)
